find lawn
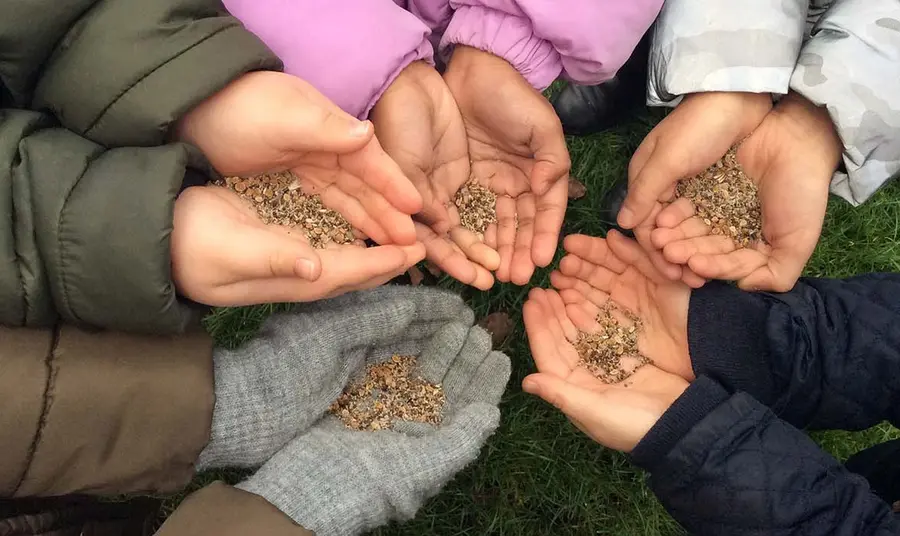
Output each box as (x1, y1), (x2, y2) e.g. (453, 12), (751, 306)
(186, 110), (900, 534)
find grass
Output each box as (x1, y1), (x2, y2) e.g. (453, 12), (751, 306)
(179, 110), (900, 534)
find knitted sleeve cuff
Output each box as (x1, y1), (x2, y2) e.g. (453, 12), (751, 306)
(687, 282), (776, 405)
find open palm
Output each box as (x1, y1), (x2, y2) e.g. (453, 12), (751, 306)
(371, 62), (499, 290)
(549, 230), (693, 380)
(523, 286), (688, 452)
(444, 47), (570, 285)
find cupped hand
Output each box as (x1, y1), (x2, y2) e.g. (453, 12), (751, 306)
(550, 230), (693, 380)
(523, 286), (688, 452)
(176, 71), (423, 246)
(621, 92), (773, 284)
(171, 185), (425, 306)
(371, 61), (499, 290)
(651, 92), (842, 292)
(444, 46), (570, 285)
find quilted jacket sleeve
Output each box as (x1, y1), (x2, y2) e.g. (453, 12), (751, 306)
(646, 0), (808, 105)
(630, 377), (900, 535)
(686, 275), (900, 431)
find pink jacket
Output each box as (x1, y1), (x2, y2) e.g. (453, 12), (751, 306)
(224, 0), (663, 118)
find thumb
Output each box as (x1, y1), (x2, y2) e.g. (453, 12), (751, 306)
(619, 152), (679, 230)
(229, 224), (323, 281)
(282, 101), (375, 154)
(522, 373), (603, 423)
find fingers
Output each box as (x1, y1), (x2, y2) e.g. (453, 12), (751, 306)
(558, 254), (618, 293)
(316, 184), (391, 245)
(655, 197), (696, 229)
(738, 251), (805, 293)
(417, 224), (495, 290)
(620, 141), (678, 229)
(522, 373), (606, 426)
(222, 223), (323, 282)
(531, 176), (568, 268)
(633, 207), (682, 281)
(220, 243), (424, 304)
(510, 194), (537, 285)
(562, 235), (627, 274)
(494, 195), (518, 282)
(449, 227), (501, 271)
(687, 248), (768, 282)
(606, 229), (668, 284)
(332, 170), (417, 245)
(524, 289), (578, 377)
(662, 235), (737, 265)
(342, 139), (424, 216)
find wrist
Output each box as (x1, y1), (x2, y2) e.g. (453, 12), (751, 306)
(774, 91), (842, 171)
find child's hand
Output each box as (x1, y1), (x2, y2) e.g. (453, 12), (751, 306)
(549, 230), (693, 380)
(171, 186), (425, 306)
(523, 287), (688, 452)
(176, 71), (422, 246)
(652, 92), (841, 292)
(444, 46), (570, 285)
(371, 61), (499, 290)
(621, 92), (772, 284)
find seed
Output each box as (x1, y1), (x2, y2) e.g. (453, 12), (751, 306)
(454, 177), (497, 235)
(573, 302), (650, 384)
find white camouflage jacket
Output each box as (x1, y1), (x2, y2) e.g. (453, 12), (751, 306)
(648, 0), (900, 205)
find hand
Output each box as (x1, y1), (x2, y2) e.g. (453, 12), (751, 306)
(444, 46), (570, 285)
(523, 286), (688, 452)
(371, 61), (499, 290)
(236, 290), (511, 535)
(171, 185), (425, 306)
(198, 286), (488, 469)
(176, 71), (423, 246)
(620, 92), (773, 284)
(651, 92), (841, 292)
(549, 230), (693, 380)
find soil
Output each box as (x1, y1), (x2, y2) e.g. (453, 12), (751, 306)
(675, 146), (764, 248)
(216, 172), (355, 249)
(454, 178), (497, 236)
(329, 355), (445, 431)
(574, 302), (650, 384)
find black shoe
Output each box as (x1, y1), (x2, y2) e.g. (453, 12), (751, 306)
(598, 177), (635, 238)
(551, 33), (651, 136)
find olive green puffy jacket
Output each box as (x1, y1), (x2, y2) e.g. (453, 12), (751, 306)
(0, 0), (280, 333)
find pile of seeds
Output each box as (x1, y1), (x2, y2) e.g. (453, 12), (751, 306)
(574, 302), (650, 384)
(329, 355), (445, 431)
(675, 146), (763, 248)
(454, 178), (497, 235)
(216, 172), (355, 249)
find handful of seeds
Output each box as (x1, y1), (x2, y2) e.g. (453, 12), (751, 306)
(216, 172), (355, 249)
(329, 355), (445, 431)
(675, 146), (763, 248)
(574, 302), (650, 384)
(454, 178), (497, 236)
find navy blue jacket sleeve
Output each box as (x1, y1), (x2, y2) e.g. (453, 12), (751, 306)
(631, 377), (900, 535)
(686, 274), (900, 430)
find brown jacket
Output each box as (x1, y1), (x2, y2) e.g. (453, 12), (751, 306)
(1, 0), (311, 533)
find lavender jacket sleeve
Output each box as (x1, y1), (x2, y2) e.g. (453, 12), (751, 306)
(223, 0), (433, 119)
(438, 0), (663, 89)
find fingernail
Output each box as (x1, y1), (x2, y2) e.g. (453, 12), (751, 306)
(522, 378), (538, 394)
(617, 206), (634, 228)
(295, 258), (317, 280)
(351, 120), (371, 137)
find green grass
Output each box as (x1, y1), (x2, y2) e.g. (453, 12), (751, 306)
(182, 112), (900, 534)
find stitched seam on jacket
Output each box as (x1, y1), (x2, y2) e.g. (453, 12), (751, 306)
(84, 25), (234, 137)
(9, 144), (27, 326)
(55, 151), (102, 325)
(12, 323), (62, 495)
